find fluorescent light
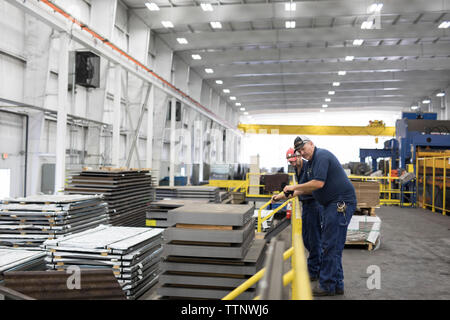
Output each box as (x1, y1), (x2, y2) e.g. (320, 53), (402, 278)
(353, 39), (364, 46)
(320, 109), (325, 113)
(191, 54), (202, 60)
(338, 71), (347, 76)
(422, 99), (431, 104)
(361, 20), (374, 29)
(235, 103), (241, 106)
(223, 89), (230, 93)
(345, 56), (355, 61)
(176, 38), (188, 44)
(436, 92), (445, 97)
(322, 104), (328, 108)
(328, 91), (335, 95)
(161, 21), (174, 28)
(244, 112), (249, 115)
(411, 105), (419, 110)
(200, 3), (213, 11)
(438, 21), (450, 29)
(368, 3), (383, 13)
(215, 80), (223, 85)
(285, 21), (296, 29)
(240, 107), (246, 111)
(210, 21), (222, 29)
(325, 98), (331, 102)
(333, 82), (340, 87)
(285, 3), (296, 11)
(230, 96), (236, 100)
(204, 68), (214, 74)
(145, 2), (160, 11)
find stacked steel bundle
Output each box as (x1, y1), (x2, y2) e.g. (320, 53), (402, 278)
(0, 195), (108, 248)
(146, 199), (209, 228)
(43, 225), (164, 300)
(158, 203), (266, 300)
(155, 186), (220, 203)
(0, 248), (46, 281)
(66, 169), (154, 227)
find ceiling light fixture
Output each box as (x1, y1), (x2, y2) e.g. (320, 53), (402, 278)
(322, 104), (328, 108)
(210, 21), (222, 29)
(223, 89), (230, 93)
(353, 39), (364, 46)
(361, 20), (374, 29)
(436, 92), (445, 97)
(333, 82), (340, 87)
(345, 56), (355, 61)
(368, 3), (383, 13)
(438, 21), (450, 29)
(285, 21), (296, 29)
(176, 38), (188, 44)
(244, 112), (249, 115)
(204, 68), (214, 74)
(240, 107), (246, 111)
(411, 105), (419, 110)
(191, 54), (202, 60)
(200, 3), (213, 11)
(422, 99), (431, 104)
(325, 98), (331, 102)
(235, 103), (241, 106)
(285, 3), (296, 11)
(215, 80), (223, 84)
(145, 2), (160, 11)
(328, 91), (335, 95)
(230, 96), (236, 100)
(320, 109), (325, 113)
(161, 21), (174, 28)
(338, 71), (347, 76)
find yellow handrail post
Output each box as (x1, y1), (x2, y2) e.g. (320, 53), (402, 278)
(423, 158), (426, 209)
(444, 156), (447, 216)
(432, 157), (436, 212)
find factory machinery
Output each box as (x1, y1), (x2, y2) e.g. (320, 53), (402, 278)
(358, 112), (450, 210)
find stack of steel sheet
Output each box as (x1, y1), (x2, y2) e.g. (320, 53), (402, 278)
(0, 248), (46, 281)
(43, 225), (164, 300)
(66, 169), (153, 227)
(155, 186), (220, 203)
(146, 199), (209, 228)
(158, 203), (267, 300)
(0, 195), (108, 248)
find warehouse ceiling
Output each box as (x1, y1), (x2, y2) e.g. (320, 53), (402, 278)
(123, 0), (450, 115)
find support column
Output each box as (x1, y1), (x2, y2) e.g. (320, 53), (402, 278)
(112, 64), (122, 167)
(146, 85), (155, 169)
(169, 97), (176, 187)
(54, 32), (69, 194)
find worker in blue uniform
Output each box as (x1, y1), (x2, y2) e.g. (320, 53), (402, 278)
(271, 148), (323, 282)
(283, 136), (357, 296)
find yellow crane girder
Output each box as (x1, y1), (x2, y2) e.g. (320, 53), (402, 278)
(238, 124), (395, 136)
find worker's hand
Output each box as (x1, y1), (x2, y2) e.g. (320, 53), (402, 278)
(283, 185), (294, 194)
(271, 194), (279, 204)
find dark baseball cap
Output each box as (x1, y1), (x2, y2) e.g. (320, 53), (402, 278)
(294, 136), (311, 151)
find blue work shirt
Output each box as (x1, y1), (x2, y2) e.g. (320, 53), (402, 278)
(294, 160), (315, 202)
(304, 147), (356, 206)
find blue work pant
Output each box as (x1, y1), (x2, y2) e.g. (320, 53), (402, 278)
(319, 200), (356, 293)
(302, 201), (323, 279)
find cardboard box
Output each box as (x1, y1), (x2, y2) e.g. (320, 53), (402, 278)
(351, 181), (380, 207)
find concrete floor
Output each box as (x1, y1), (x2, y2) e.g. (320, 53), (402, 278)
(141, 205), (450, 300)
(304, 206), (450, 300)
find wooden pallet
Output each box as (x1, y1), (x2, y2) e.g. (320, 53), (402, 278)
(354, 207), (377, 216)
(345, 241), (374, 251)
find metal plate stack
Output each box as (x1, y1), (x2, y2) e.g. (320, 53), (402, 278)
(158, 204), (267, 300)
(155, 186), (220, 203)
(0, 248), (46, 281)
(43, 225), (164, 300)
(66, 169), (153, 227)
(146, 199), (209, 228)
(0, 195), (108, 248)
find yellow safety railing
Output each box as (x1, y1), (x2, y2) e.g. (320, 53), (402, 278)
(348, 175), (415, 207)
(416, 155), (449, 216)
(222, 196), (312, 300)
(257, 198), (291, 233)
